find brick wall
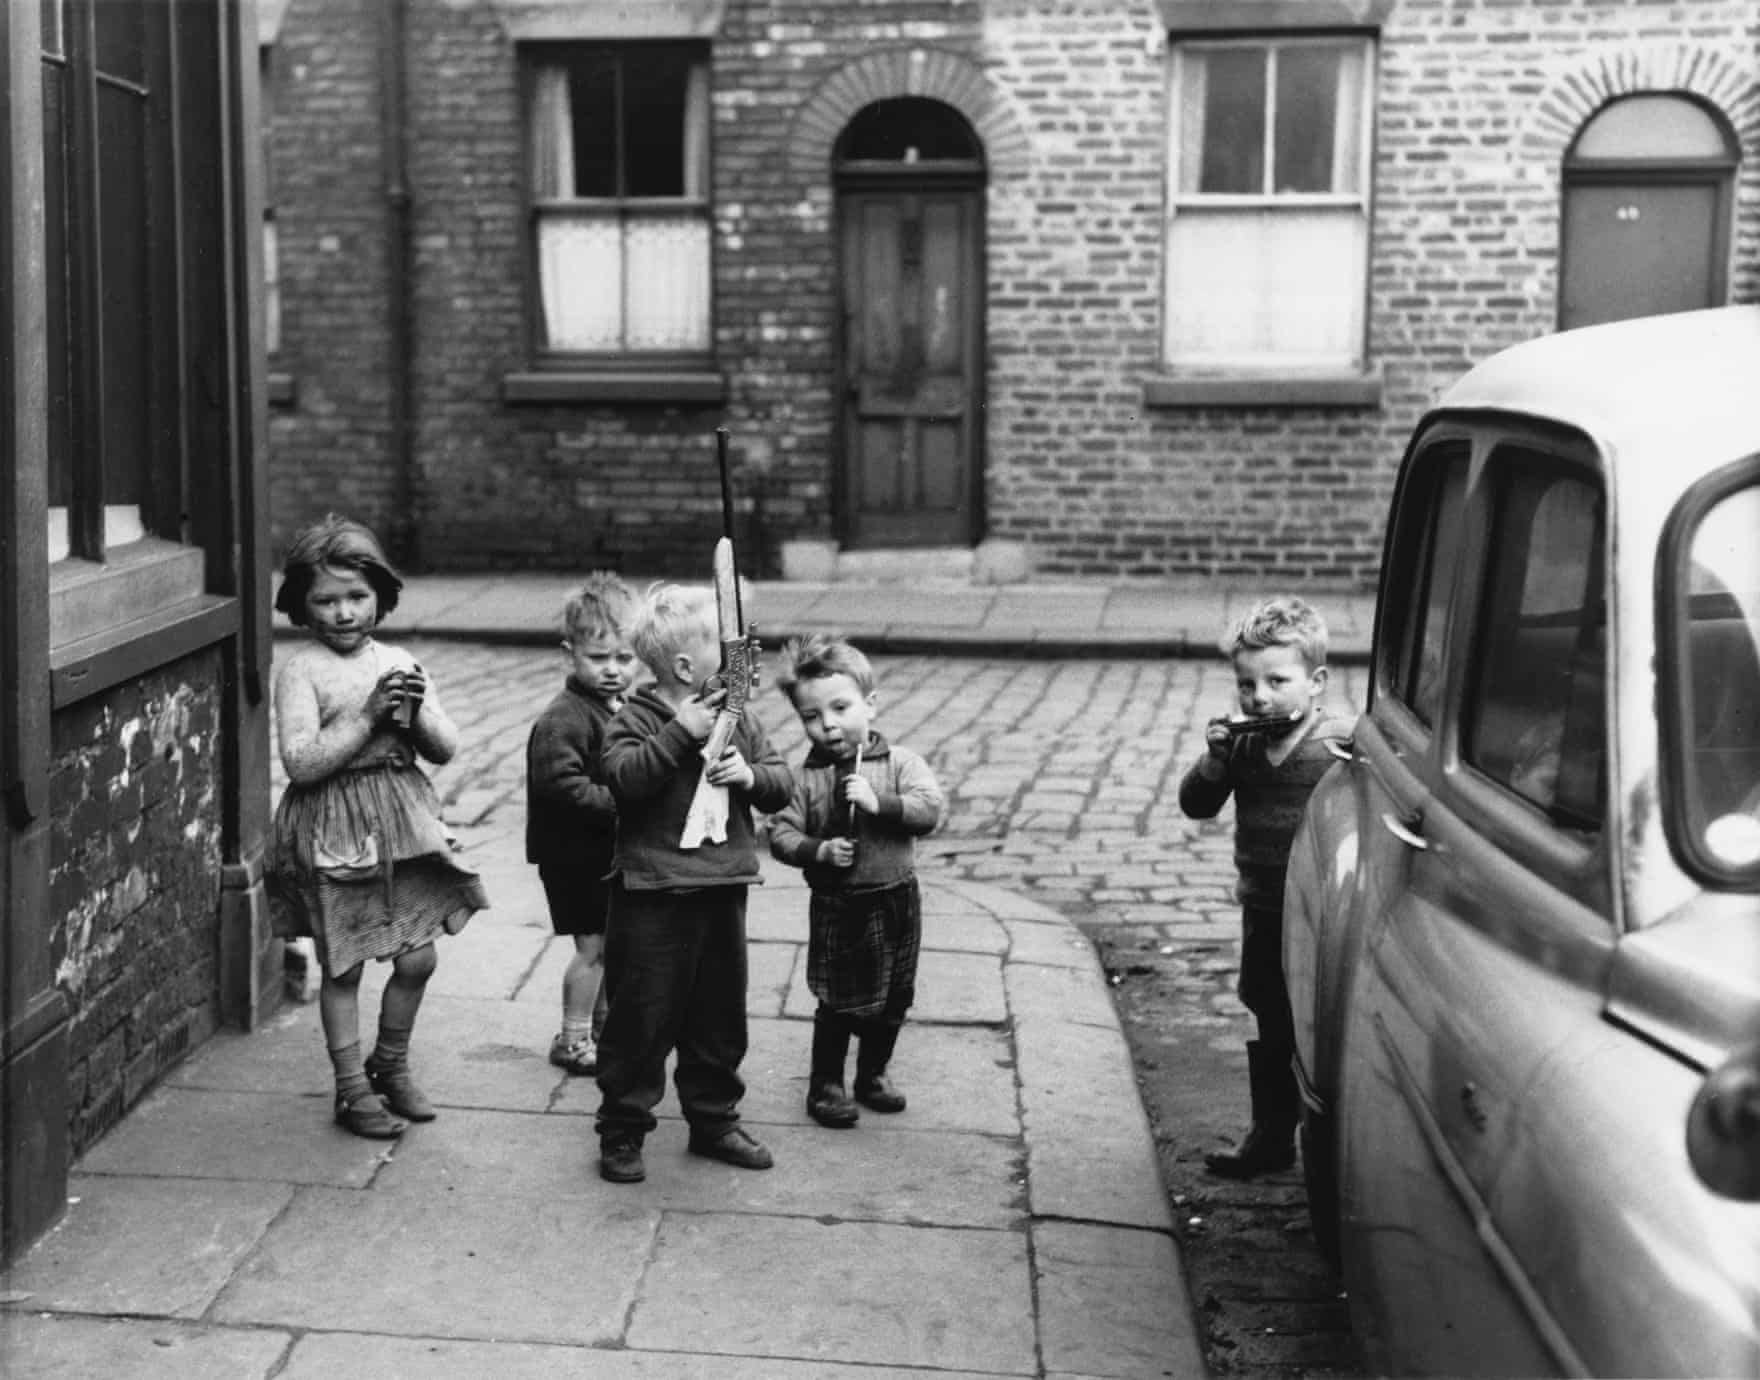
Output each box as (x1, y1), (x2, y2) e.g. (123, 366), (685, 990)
(50, 653), (225, 1154)
(267, 0), (1759, 582)
(977, 0), (1760, 581)
(265, 0), (397, 557)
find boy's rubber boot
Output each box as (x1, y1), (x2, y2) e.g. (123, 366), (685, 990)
(807, 1008), (859, 1127)
(854, 1018), (906, 1113)
(1204, 1040), (1298, 1179)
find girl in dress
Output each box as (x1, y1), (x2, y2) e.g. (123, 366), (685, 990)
(269, 515), (488, 1138)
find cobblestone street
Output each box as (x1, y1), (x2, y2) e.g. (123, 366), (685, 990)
(369, 638), (1368, 1377)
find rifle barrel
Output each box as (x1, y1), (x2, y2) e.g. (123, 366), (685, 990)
(714, 427), (743, 628)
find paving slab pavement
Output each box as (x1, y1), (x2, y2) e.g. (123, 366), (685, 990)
(3, 855), (1207, 1379)
(328, 572), (1376, 661)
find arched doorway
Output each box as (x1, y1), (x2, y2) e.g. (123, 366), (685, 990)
(835, 98), (985, 548)
(1559, 93), (1738, 330)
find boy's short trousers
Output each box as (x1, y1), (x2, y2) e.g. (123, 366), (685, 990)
(539, 863), (612, 937)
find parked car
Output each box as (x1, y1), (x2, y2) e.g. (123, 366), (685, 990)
(1284, 306), (1760, 1377)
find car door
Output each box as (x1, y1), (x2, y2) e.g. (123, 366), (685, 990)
(1289, 431), (1466, 1120)
(1341, 433), (1616, 1376)
(1487, 467), (1760, 1377)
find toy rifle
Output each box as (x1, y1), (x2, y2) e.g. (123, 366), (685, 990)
(680, 427), (760, 848)
(700, 427), (760, 765)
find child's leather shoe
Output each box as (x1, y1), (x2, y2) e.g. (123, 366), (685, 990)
(806, 1081), (859, 1128)
(365, 1058), (436, 1122)
(854, 1073), (906, 1113)
(688, 1126), (774, 1169)
(599, 1134), (646, 1183)
(334, 1089), (407, 1140)
(548, 1032), (598, 1076)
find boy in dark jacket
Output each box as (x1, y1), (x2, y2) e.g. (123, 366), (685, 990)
(525, 573), (637, 1077)
(1178, 596), (1354, 1180)
(594, 584), (792, 1184)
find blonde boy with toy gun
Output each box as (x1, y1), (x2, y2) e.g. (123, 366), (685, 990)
(592, 436), (791, 1186)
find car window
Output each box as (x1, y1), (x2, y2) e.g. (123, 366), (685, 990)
(1676, 479), (1760, 872)
(1380, 440), (1469, 726)
(1462, 453), (1606, 832)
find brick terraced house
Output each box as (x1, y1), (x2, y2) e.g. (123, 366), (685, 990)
(261, 0), (1759, 581)
(3, 0), (275, 1264)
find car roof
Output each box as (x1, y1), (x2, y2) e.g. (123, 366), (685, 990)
(1429, 306), (1760, 485)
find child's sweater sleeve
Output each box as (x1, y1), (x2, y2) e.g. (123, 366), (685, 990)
(602, 709), (697, 803)
(875, 748), (944, 836)
(1178, 752), (1235, 819)
(768, 775), (821, 868)
(737, 715), (793, 813)
(527, 710), (616, 821)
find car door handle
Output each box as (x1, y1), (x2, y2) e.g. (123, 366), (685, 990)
(1381, 812), (1428, 850)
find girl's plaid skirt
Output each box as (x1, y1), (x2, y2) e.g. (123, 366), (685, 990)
(807, 877), (921, 1019)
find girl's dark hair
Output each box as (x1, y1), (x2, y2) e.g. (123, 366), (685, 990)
(273, 514), (403, 627)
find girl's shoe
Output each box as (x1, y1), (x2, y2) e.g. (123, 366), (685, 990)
(334, 1089), (407, 1140)
(548, 1032), (598, 1076)
(854, 1073), (906, 1113)
(365, 1059), (436, 1122)
(806, 1081), (860, 1128)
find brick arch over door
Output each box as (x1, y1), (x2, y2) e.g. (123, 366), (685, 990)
(786, 48), (1030, 181)
(1515, 43), (1760, 164)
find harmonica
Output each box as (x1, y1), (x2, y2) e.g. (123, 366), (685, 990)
(1224, 710), (1306, 737)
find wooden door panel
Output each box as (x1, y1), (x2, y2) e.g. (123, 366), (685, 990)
(1561, 181), (1718, 329)
(839, 187), (979, 547)
(922, 200), (966, 372)
(857, 420), (904, 510)
(920, 422), (961, 508)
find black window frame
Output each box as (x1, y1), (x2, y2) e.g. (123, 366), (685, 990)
(43, 0), (183, 565)
(33, 0), (264, 702)
(1658, 454), (1760, 889)
(518, 40), (715, 373)
(1372, 425), (1472, 735)
(1458, 447), (1608, 837)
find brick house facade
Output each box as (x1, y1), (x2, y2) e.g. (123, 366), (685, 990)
(263, 0), (1759, 583)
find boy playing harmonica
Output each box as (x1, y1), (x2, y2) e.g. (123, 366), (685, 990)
(1177, 596), (1355, 1179)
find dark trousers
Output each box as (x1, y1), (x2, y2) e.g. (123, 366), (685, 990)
(594, 883), (748, 1139)
(1239, 903), (1298, 1130)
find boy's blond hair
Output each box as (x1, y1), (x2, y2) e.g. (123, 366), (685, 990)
(561, 571), (637, 643)
(629, 583), (718, 679)
(1226, 596), (1329, 672)
(773, 632), (875, 701)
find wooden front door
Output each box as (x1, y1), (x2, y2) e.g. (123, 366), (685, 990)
(838, 188), (981, 548)
(1560, 180), (1722, 329)
(1557, 94), (1736, 332)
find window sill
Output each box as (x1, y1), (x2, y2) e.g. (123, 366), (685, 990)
(51, 594), (239, 708)
(502, 370), (727, 405)
(267, 371), (298, 408)
(1143, 367), (1383, 410)
(49, 540), (238, 707)
(1158, 0), (1392, 31)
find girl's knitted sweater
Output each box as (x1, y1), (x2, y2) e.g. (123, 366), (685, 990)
(769, 733), (944, 893)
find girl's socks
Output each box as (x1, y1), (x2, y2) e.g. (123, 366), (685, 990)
(371, 1021), (414, 1071)
(560, 1015), (594, 1044)
(328, 1040), (372, 1103)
